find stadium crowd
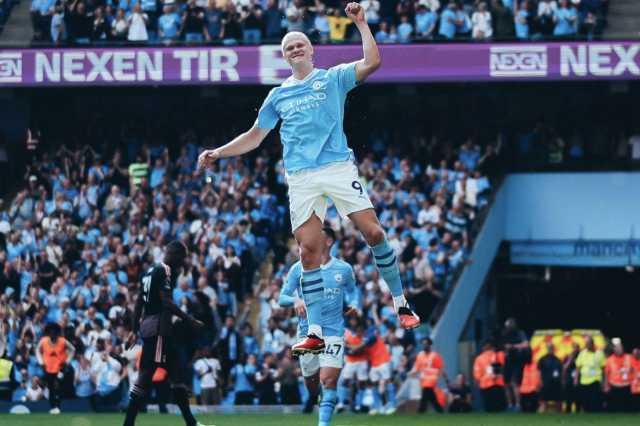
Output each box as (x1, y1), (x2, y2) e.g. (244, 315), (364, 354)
(0, 121), (639, 413)
(0, 116), (496, 412)
(28, 0), (609, 45)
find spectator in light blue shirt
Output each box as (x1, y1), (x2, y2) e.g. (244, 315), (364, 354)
(116, 0), (137, 13)
(173, 279), (194, 305)
(415, 5), (438, 40)
(205, 2), (223, 41)
(50, 6), (66, 44)
(456, 8), (471, 36)
(553, 0), (577, 36)
(314, 7), (330, 43)
(438, 2), (458, 39)
(375, 21), (391, 43)
(502, 0), (514, 10)
(515, 3), (530, 39)
(397, 15), (413, 43)
(459, 141), (481, 171)
(149, 158), (166, 188)
(158, 5), (181, 42)
(231, 354), (257, 404)
(241, 323), (260, 356)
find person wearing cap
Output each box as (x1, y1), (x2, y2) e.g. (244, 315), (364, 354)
(604, 338), (634, 412)
(575, 335), (605, 412)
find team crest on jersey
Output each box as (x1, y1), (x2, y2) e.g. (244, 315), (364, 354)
(312, 80), (325, 91)
(334, 273), (342, 283)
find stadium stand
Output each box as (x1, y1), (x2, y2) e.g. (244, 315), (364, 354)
(2, 82), (640, 414)
(0, 104), (497, 410)
(19, 0), (613, 45)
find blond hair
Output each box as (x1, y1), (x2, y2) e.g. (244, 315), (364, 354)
(280, 31), (312, 52)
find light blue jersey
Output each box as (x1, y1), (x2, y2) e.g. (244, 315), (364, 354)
(279, 257), (357, 337)
(256, 64), (358, 173)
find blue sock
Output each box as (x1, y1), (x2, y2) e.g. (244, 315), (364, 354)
(302, 268), (324, 337)
(371, 238), (403, 298)
(337, 384), (349, 405)
(319, 388), (337, 426)
(355, 389), (364, 408)
(385, 383), (396, 408)
(372, 387), (382, 410)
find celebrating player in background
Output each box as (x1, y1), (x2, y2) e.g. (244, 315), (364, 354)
(279, 227), (359, 426)
(198, 1), (420, 356)
(122, 241), (212, 426)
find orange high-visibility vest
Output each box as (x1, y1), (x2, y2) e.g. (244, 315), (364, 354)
(606, 354), (633, 387)
(520, 362), (540, 394)
(473, 350), (505, 389)
(367, 335), (391, 368)
(414, 351), (444, 389)
(631, 358), (640, 395)
(344, 330), (367, 363)
(136, 349), (167, 382)
(435, 386), (447, 408)
(41, 337), (67, 374)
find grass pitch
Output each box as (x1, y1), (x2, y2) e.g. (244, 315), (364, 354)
(1, 413), (640, 426)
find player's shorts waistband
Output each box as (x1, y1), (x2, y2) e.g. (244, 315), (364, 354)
(285, 159), (355, 178)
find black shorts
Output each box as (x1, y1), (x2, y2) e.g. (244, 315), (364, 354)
(541, 383), (563, 402)
(140, 335), (185, 384)
(503, 358), (524, 385)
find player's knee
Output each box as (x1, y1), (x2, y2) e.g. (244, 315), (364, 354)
(299, 240), (322, 267)
(363, 225), (385, 246)
(320, 375), (338, 389)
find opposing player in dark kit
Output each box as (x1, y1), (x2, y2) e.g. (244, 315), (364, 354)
(122, 240), (212, 426)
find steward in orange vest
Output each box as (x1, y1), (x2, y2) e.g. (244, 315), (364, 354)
(519, 350), (540, 413)
(36, 323), (75, 412)
(411, 338), (447, 413)
(473, 340), (506, 412)
(604, 339), (634, 412)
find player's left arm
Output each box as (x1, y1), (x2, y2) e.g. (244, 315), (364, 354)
(346, 2), (381, 83)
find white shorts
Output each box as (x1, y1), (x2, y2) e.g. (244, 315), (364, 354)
(286, 161), (374, 232)
(341, 360), (369, 382)
(299, 336), (345, 377)
(369, 362), (392, 382)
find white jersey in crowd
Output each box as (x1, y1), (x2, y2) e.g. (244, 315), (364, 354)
(127, 12), (149, 41)
(194, 357), (221, 389)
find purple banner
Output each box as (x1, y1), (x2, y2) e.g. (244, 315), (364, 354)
(0, 42), (639, 86)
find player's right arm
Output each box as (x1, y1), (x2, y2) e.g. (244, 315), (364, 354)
(199, 89), (279, 170)
(198, 124), (271, 169)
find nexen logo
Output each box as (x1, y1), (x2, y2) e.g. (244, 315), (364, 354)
(0, 52), (23, 83)
(490, 46), (548, 78)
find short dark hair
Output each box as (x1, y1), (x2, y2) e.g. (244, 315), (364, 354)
(165, 240), (187, 266)
(322, 226), (336, 243)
